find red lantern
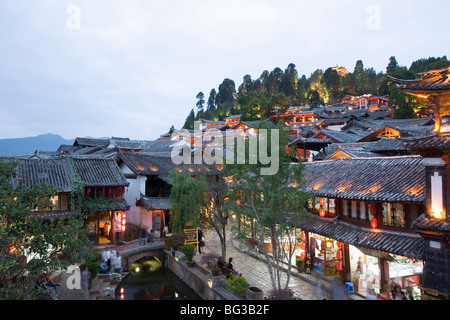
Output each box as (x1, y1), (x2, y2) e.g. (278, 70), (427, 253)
(336, 261), (343, 271)
(336, 249), (343, 260)
(371, 217), (378, 229)
(122, 186), (126, 194)
(237, 199), (241, 206)
(300, 243), (306, 250)
(85, 188), (90, 196)
(370, 205), (376, 216)
(320, 197), (326, 207)
(336, 241), (342, 248)
(301, 233), (306, 242)
(319, 209), (325, 217)
(300, 252), (306, 260)
(107, 188), (112, 195)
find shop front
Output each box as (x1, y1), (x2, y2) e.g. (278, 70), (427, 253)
(308, 233), (341, 277)
(349, 245), (423, 299)
(86, 210), (127, 244)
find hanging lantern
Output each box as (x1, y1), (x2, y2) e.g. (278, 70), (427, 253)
(237, 199), (241, 206)
(319, 209), (325, 217)
(336, 241), (342, 248)
(301, 233), (306, 242)
(300, 252), (306, 260)
(370, 205), (376, 216)
(336, 261), (343, 271)
(336, 249), (343, 260)
(107, 188), (112, 195)
(371, 217), (378, 229)
(85, 188), (90, 196)
(300, 243), (306, 250)
(122, 186), (126, 194)
(320, 197), (326, 207)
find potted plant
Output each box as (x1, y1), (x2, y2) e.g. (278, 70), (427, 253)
(245, 286), (264, 300)
(181, 244), (196, 267)
(226, 275), (249, 298)
(200, 252), (222, 276)
(296, 258), (304, 273)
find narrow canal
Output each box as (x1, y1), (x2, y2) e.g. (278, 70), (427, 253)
(114, 257), (202, 300)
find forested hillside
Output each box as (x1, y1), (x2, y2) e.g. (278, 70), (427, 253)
(183, 56), (449, 129)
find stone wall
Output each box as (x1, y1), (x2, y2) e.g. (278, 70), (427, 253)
(165, 250), (240, 300)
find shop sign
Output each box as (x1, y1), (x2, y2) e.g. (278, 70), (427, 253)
(404, 275), (420, 287)
(305, 252), (312, 274)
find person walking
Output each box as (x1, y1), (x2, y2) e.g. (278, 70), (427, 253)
(198, 229), (204, 254)
(147, 229), (154, 244)
(114, 252), (122, 275)
(139, 227), (147, 245)
(102, 248), (111, 272)
(81, 266), (90, 300)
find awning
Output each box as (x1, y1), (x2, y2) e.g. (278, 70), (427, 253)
(299, 215), (424, 260)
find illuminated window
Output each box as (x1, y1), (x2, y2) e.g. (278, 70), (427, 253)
(382, 203), (405, 227)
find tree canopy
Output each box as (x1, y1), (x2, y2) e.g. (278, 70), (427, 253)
(182, 55), (449, 127)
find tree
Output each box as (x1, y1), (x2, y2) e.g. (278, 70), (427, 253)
(216, 78), (236, 108)
(238, 74), (254, 97)
(168, 171), (232, 261)
(386, 56), (399, 74)
(280, 63), (298, 98)
(183, 108), (195, 130)
(0, 160), (92, 299)
(322, 68), (342, 103)
(227, 122), (310, 291)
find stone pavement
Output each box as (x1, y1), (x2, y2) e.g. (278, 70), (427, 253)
(195, 227), (364, 300)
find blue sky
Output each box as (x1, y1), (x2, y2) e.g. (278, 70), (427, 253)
(1, 0), (449, 140)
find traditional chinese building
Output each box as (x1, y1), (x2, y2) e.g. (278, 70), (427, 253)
(299, 156), (426, 297)
(382, 67), (450, 299)
(6, 156), (130, 244)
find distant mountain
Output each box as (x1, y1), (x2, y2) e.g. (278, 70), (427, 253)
(0, 133), (75, 156)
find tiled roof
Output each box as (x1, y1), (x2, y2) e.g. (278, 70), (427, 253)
(7, 157), (76, 192)
(138, 196), (170, 210)
(74, 137), (109, 148)
(387, 67), (450, 93)
(300, 215), (424, 259)
(302, 156), (425, 202)
(4, 157), (128, 192)
(401, 133), (450, 151)
(118, 152), (221, 183)
(411, 213), (450, 234)
(71, 158), (128, 187)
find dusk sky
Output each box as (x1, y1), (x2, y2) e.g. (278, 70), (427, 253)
(1, 0), (449, 140)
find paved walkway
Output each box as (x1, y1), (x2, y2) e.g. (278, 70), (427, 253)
(195, 227), (361, 300)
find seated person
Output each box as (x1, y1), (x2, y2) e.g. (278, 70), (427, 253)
(226, 257), (239, 275)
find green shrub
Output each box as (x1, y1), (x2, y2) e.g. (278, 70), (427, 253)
(226, 275), (250, 296)
(181, 244), (196, 262)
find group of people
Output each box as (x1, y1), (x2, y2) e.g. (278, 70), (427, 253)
(371, 282), (415, 300)
(101, 248), (122, 275)
(139, 227), (160, 245)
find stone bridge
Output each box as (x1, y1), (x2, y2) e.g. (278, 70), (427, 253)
(120, 243), (166, 271)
